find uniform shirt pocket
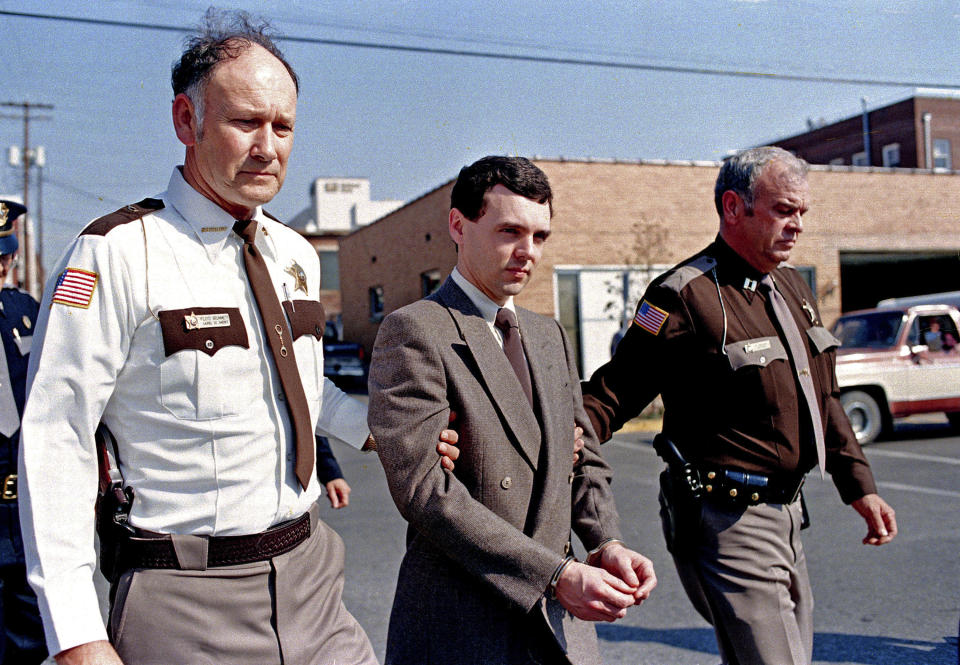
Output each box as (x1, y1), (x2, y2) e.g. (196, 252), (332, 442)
(723, 336), (789, 421)
(282, 300), (325, 341)
(806, 326), (841, 354)
(157, 307), (250, 421)
(282, 300), (324, 408)
(724, 336), (788, 370)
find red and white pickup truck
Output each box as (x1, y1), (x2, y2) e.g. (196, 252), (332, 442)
(831, 301), (960, 444)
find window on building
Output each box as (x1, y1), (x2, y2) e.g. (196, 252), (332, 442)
(420, 269), (442, 297)
(555, 272), (583, 376)
(852, 151), (868, 166)
(317, 250), (340, 291)
(795, 266), (817, 299)
(369, 286), (385, 322)
(828, 157), (844, 166)
(881, 143), (901, 167)
(934, 139), (952, 170)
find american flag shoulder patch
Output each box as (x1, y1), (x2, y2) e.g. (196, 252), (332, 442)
(633, 299), (669, 335)
(52, 268), (99, 309)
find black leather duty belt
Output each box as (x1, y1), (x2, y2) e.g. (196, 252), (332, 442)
(698, 467), (804, 506)
(118, 511), (311, 570)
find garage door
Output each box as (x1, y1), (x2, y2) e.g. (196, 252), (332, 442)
(840, 251), (960, 312)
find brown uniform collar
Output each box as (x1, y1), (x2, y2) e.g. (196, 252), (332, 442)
(709, 236), (768, 296)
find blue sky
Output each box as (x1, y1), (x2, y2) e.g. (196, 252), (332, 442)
(3, 0), (960, 271)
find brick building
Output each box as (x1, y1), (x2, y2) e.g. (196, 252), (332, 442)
(338, 159), (960, 378)
(288, 177), (403, 328)
(771, 88), (960, 170)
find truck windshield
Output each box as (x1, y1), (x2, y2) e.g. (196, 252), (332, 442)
(831, 311), (905, 349)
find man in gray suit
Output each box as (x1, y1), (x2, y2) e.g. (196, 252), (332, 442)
(369, 156), (656, 664)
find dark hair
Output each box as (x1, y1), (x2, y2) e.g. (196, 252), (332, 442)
(171, 8), (299, 129)
(451, 156), (553, 220)
(714, 146), (808, 218)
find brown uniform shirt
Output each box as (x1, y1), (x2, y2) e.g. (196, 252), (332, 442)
(582, 237), (876, 503)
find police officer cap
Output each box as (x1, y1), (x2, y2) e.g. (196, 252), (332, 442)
(0, 199), (25, 256)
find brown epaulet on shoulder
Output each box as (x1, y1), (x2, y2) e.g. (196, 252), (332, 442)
(80, 198), (165, 237)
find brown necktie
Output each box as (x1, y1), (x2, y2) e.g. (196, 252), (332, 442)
(234, 220), (314, 490)
(495, 307), (533, 407)
(760, 274), (826, 477)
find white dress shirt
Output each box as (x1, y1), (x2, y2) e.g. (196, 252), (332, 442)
(449, 267), (519, 349)
(18, 168), (369, 654)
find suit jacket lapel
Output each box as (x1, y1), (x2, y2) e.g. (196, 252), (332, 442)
(437, 279), (542, 469)
(518, 308), (572, 518)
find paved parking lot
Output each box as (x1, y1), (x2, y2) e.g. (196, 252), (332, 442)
(327, 417), (959, 664)
(70, 415), (958, 664)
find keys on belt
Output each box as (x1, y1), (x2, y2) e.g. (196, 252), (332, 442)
(1, 474), (16, 500)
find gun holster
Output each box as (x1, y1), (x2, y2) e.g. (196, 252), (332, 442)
(95, 484), (135, 584)
(95, 424), (135, 584)
(659, 466), (704, 557)
(652, 434), (704, 557)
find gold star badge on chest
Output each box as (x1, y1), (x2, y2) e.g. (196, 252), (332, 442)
(285, 261), (308, 295)
(0, 203), (7, 226)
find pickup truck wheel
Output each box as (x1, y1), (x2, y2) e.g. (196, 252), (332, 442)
(840, 390), (884, 445)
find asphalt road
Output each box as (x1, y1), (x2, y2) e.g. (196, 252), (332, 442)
(324, 415), (960, 665)
(73, 414), (959, 664)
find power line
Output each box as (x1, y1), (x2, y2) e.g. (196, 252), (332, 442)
(41, 175), (128, 208)
(2, 9), (958, 89)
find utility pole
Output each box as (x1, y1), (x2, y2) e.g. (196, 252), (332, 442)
(2, 101), (53, 296)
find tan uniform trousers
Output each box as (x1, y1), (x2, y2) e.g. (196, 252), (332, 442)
(109, 503), (377, 665)
(671, 498), (813, 665)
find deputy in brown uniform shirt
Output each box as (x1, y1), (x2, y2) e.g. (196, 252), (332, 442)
(582, 146), (897, 665)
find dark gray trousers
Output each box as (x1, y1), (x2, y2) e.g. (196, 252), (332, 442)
(109, 503), (377, 665)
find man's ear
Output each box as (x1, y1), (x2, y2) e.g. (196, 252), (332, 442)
(721, 190), (742, 225)
(172, 93), (199, 147)
(448, 208), (466, 245)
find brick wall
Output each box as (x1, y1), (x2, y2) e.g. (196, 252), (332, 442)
(339, 159), (960, 355)
(339, 182), (457, 353)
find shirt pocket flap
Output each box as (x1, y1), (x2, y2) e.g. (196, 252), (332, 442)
(725, 336), (788, 370)
(158, 307), (249, 357)
(282, 300), (325, 341)
(806, 325), (841, 353)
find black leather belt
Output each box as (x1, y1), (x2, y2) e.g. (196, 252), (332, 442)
(698, 467), (804, 506)
(118, 511), (311, 570)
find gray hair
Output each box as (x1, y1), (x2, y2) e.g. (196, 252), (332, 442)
(714, 146), (808, 218)
(171, 8), (298, 138)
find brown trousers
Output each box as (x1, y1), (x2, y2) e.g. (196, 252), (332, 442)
(671, 498), (813, 665)
(109, 504), (377, 665)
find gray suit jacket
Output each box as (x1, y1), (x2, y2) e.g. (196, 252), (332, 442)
(369, 278), (623, 665)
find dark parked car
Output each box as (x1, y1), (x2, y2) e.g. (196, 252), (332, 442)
(323, 322), (367, 390)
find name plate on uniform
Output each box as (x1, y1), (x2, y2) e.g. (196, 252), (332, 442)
(184, 312), (231, 330)
(743, 340), (772, 354)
